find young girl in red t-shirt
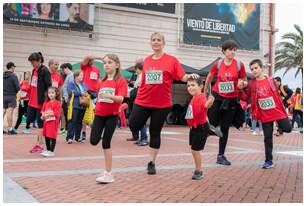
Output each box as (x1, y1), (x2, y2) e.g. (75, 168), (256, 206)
(185, 78), (214, 180)
(90, 54), (128, 184)
(240, 59), (292, 169)
(40, 87), (61, 157)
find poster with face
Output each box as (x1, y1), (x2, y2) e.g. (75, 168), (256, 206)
(3, 3), (94, 31)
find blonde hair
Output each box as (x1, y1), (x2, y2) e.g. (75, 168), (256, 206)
(24, 71), (31, 81)
(150, 32), (165, 44)
(102, 54), (121, 81)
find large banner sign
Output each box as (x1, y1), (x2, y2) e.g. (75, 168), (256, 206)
(109, 3), (175, 14)
(3, 3), (95, 31)
(183, 3), (260, 50)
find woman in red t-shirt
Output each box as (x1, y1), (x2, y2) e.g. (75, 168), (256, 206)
(40, 87), (61, 157)
(240, 59), (292, 169)
(14, 71), (31, 131)
(203, 40), (248, 166)
(128, 32), (199, 175)
(90, 54), (128, 184)
(26, 52), (52, 153)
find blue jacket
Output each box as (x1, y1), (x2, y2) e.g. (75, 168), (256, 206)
(68, 80), (88, 110)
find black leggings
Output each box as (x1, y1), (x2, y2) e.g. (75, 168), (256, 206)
(208, 95), (237, 156)
(262, 118), (292, 161)
(14, 100), (29, 130)
(45, 136), (56, 152)
(90, 115), (117, 149)
(129, 104), (171, 149)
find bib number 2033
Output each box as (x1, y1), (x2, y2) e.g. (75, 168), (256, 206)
(218, 81), (234, 93)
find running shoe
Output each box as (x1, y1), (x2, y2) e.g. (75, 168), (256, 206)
(262, 160), (274, 169)
(23, 128), (30, 134)
(192, 170), (203, 180)
(30, 145), (44, 153)
(96, 171), (114, 183)
(216, 155), (231, 166)
(67, 139), (73, 144)
(147, 161), (156, 175)
(139, 140), (148, 146)
(209, 124), (223, 138)
(8, 129), (17, 135)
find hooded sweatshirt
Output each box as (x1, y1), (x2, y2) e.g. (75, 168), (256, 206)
(3, 70), (20, 95)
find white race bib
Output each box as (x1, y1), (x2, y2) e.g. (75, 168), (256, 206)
(90, 72), (98, 80)
(218, 81), (234, 93)
(52, 81), (59, 88)
(45, 110), (55, 122)
(98, 87), (115, 103)
(20, 91), (27, 98)
(258, 97), (276, 110)
(185, 105), (194, 119)
(31, 76), (38, 87)
(145, 70), (163, 85)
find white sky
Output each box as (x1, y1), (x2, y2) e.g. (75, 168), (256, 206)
(274, 3), (303, 90)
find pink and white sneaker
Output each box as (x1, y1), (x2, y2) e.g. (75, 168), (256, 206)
(29, 145), (44, 153)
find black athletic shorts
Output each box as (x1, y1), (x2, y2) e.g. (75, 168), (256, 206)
(189, 123), (209, 151)
(3, 95), (17, 109)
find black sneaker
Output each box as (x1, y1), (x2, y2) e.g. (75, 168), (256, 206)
(81, 132), (86, 140)
(192, 170), (203, 180)
(147, 161), (156, 175)
(134, 140), (140, 145)
(216, 155), (231, 165)
(8, 129), (17, 135)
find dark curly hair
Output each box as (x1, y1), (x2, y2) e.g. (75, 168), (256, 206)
(37, 3), (56, 18)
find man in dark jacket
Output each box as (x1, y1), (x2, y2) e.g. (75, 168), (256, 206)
(274, 77), (293, 136)
(3, 62), (20, 134)
(274, 77), (293, 108)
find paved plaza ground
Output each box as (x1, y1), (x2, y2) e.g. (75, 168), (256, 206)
(3, 125), (303, 203)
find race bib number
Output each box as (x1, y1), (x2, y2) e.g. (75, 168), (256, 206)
(218, 81), (234, 93)
(258, 97), (276, 110)
(31, 76), (38, 87)
(98, 87), (115, 103)
(52, 81), (59, 88)
(185, 105), (193, 119)
(20, 91), (27, 98)
(45, 110), (55, 122)
(145, 70), (163, 85)
(90, 72), (98, 80)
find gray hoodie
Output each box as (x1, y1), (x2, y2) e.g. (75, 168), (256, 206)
(3, 71), (20, 95)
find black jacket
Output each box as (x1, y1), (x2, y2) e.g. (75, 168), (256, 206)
(31, 65), (51, 105)
(278, 84), (293, 107)
(3, 71), (20, 95)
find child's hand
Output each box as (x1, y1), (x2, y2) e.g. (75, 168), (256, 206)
(237, 79), (247, 89)
(205, 95), (214, 109)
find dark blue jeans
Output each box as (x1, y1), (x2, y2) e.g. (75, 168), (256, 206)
(67, 108), (85, 141)
(132, 126), (148, 141)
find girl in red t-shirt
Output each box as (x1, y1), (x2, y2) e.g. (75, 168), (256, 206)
(240, 59), (292, 169)
(129, 32), (199, 175)
(14, 71), (31, 132)
(90, 54), (128, 184)
(185, 78), (214, 180)
(40, 87), (61, 157)
(203, 40), (248, 166)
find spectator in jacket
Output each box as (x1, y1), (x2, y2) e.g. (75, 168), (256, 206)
(3, 62), (20, 134)
(66, 71), (88, 144)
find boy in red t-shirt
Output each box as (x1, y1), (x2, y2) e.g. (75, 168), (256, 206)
(185, 78), (214, 180)
(240, 59), (292, 169)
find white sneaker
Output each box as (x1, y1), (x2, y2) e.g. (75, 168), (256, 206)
(96, 171), (114, 183)
(46, 151), (55, 157)
(252, 131), (258, 136)
(260, 131), (264, 136)
(40, 150), (50, 157)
